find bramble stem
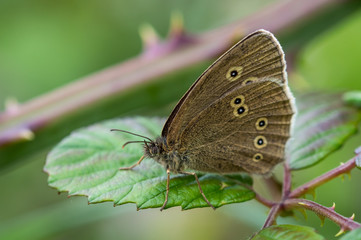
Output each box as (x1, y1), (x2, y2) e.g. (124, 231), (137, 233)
(261, 150), (361, 230)
(263, 204), (282, 228)
(282, 162), (292, 199)
(0, 0), (350, 147)
(289, 155), (357, 198)
(284, 198), (361, 230)
(254, 192), (275, 208)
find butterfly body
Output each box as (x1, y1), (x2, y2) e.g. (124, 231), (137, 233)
(144, 136), (187, 173)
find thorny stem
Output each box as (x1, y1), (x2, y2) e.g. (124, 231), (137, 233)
(282, 162), (292, 200)
(284, 199), (361, 231)
(261, 151), (361, 231)
(0, 0), (350, 146)
(254, 191), (275, 208)
(289, 157), (357, 199)
(263, 204), (282, 228)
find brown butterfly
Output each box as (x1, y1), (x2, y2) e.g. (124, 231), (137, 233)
(112, 29), (295, 210)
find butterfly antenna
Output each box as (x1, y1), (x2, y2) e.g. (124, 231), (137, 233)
(110, 129), (153, 142)
(122, 140), (150, 149)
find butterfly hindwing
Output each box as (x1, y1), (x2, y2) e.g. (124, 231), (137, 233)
(179, 80), (293, 174)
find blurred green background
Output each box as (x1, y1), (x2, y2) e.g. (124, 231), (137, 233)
(1, 0), (361, 239)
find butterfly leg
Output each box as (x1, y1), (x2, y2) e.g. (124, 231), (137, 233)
(160, 169), (171, 211)
(119, 155), (145, 170)
(180, 171), (216, 210)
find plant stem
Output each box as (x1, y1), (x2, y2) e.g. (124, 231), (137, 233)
(284, 198), (361, 230)
(289, 155), (357, 198)
(282, 162), (292, 199)
(0, 0), (350, 147)
(254, 192), (275, 208)
(263, 204), (282, 228)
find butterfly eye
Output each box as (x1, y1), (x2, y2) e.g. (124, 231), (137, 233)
(230, 95), (245, 107)
(242, 77), (258, 86)
(253, 153), (263, 162)
(226, 66), (243, 81)
(254, 136), (267, 149)
(255, 117), (268, 130)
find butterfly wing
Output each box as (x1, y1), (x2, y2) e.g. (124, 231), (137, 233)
(162, 30), (292, 148)
(179, 79), (294, 174)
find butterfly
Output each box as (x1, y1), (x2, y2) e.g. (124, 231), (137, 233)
(112, 29), (295, 210)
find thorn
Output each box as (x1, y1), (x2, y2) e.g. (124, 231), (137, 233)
(308, 188), (316, 200)
(316, 213), (325, 227)
(345, 171), (352, 180)
(354, 146), (361, 154)
(220, 182), (229, 190)
(298, 201), (307, 206)
(17, 128), (35, 141)
(296, 208), (307, 220)
(5, 97), (20, 114)
(335, 228), (346, 237)
(330, 202), (336, 211)
(169, 10), (184, 37)
(139, 23), (160, 50)
(350, 213), (355, 220)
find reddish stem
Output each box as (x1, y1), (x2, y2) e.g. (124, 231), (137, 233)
(254, 192), (275, 208)
(289, 156), (357, 198)
(261, 150), (361, 230)
(0, 0), (349, 146)
(263, 204), (282, 228)
(284, 198), (361, 230)
(282, 162), (292, 199)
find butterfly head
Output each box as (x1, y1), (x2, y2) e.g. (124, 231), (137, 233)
(144, 137), (167, 158)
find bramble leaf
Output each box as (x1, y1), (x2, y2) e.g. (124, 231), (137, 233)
(289, 92), (361, 170)
(44, 117), (254, 210)
(250, 224), (325, 240)
(340, 227), (361, 240)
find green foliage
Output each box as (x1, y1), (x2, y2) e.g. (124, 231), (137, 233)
(344, 91), (361, 108)
(250, 225), (325, 240)
(340, 228), (361, 240)
(289, 92), (361, 170)
(44, 90), (361, 212)
(44, 117), (254, 210)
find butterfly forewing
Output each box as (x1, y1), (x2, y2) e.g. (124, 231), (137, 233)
(162, 30), (289, 149)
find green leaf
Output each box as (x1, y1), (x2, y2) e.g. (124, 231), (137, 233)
(44, 117), (254, 210)
(250, 224), (325, 240)
(343, 91), (361, 108)
(289, 92), (361, 170)
(340, 227), (361, 240)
